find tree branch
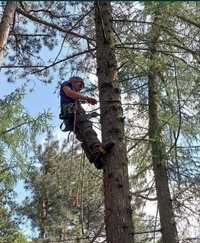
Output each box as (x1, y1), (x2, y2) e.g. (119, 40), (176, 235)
(176, 14), (200, 29)
(90, 222), (105, 243)
(0, 120), (32, 136)
(52, 6), (95, 64)
(16, 7), (94, 43)
(0, 64), (43, 68)
(31, 48), (95, 74)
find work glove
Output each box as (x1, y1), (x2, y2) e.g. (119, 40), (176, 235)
(86, 97), (97, 105)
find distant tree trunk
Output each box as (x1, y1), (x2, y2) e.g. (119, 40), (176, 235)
(148, 9), (179, 243)
(94, 2), (134, 243)
(41, 156), (50, 242)
(0, 1), (17, 64)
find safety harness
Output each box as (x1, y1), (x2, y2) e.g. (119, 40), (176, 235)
(59, 103), (77, 132)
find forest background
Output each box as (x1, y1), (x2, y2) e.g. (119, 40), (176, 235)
(0, 1), (200, 243)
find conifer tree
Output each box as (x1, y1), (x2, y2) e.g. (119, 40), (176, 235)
(95, 2), (134, 242)
(0, 1), (16, 63)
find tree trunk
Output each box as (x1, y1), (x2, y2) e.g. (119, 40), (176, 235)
(148, 9), (179, 243)
(94, 2), (134, 243)
(0, 1), (17, 64)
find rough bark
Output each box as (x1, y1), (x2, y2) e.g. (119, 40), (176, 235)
(94, 2), (134, 243)
(148, 10), (179, 243)
(0, 1), (17, 64)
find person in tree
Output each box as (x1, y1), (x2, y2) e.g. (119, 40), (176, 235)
(59, 76), (114, 169)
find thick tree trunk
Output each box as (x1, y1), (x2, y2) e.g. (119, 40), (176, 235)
(148, 10), (179, 243)
(94, 2), (134, 243)
(0, 1), (17, 64)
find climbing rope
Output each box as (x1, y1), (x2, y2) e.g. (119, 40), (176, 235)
(68, 101), (78, 201)
(71, 101), (77, 162)
(80, 150), (86, 235)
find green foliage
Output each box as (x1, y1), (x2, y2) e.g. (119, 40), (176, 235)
(0, 86), (51, 169)
(13, 232), (28, 243)
(116, 2), (200, 240)
(1, 1), (200, 241)
(0, 86), (51, 242)
(0, 207), (28, 243)
(20, 133), (104, 241)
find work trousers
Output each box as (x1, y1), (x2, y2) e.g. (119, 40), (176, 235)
(63, 102), (100, 164)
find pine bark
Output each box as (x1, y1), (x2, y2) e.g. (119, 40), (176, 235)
(148, 10), (179, 243)
(94, 2), (134, 243)
(0, 1), (17, 64)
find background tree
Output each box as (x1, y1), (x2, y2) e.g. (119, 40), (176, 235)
(20, 133), (106, 242)
(0, 86), (50, 242)
(95, 2), (135, 243)
(113, 2), (200, 241)
(0, 1), (17, 63)
(1, 1), (200, 242)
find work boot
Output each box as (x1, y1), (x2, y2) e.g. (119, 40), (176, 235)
(93, 142), (115, 169)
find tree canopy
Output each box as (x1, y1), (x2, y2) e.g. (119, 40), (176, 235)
(1, 1), (200, 243)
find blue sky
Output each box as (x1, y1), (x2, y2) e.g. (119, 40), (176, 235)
(1, 70), (60, 239)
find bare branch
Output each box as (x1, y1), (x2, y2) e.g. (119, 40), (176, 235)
(52, 6), (95, 63)
(132, 190), (157, 201)
(167, 58), (182, 154)
(90, 222), (105, 243)
(176, 14), (200, 29)
(0, 121), (31, 136)
(16, 7), (94, 43)
(134, 229), (161, 235)
(127, 133), (149, 153)
(0, 65), (46, 68)
(32, 48), (95, 74)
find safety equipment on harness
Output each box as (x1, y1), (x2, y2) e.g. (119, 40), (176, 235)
(59, 102), (99, 132)
(60, 120), (74, 132)
(59, 103), (76, 132)
(59, 103), (75, 119)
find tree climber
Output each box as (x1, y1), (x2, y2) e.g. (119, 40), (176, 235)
(59, 76), (114, 169)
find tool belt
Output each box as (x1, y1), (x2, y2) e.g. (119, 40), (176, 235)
(59, 103), (76, 120)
